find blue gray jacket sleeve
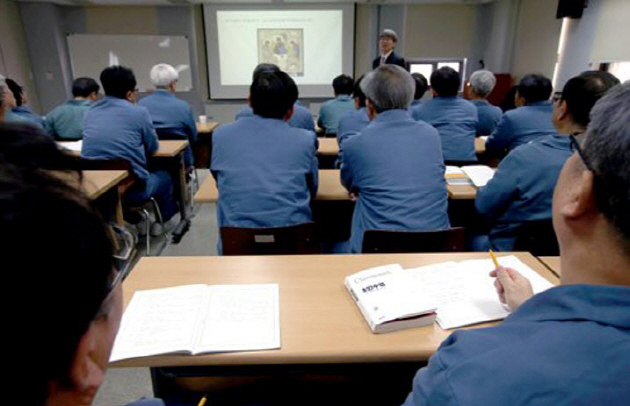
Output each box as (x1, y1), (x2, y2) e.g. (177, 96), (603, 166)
(185, 105), (198, 144)
(308, 131), (319, 197)
(475, 151), (521, 220)
(340, 141), (355, 192)
(140, 108), (159, 155)
(485, 114), (513, 155)
(402, 352), (459, 406)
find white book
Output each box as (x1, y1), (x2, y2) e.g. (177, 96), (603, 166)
(110, 284), (280, 362)
(345, 264), (438, 334)
(57, 140), (83, 152)
(406, 255), (554, 329)
(461, 165), (495, 187)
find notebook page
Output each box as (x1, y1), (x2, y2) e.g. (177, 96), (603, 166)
(406, 256), (553, 329)
(193, 284), (280, 354)
(57, 140), (83, 152)
(461, 165), (495, 187)
(110, 284), (208, 362)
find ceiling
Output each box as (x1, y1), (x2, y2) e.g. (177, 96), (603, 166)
(15, 0), (495, 6)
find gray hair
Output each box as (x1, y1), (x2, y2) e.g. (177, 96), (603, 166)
(361, 64), (414, 112)
(583, 81), (630, 244)
(149, 63), (178, 88)
(379, 29), (398, 42)
(469, 70), (496, 97)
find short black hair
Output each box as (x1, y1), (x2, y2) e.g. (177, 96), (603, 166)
(5, 78), (24, 106)
(100, 66), (136, 99)
(250, 71), (298, 119)
(252, 63), (280, 81)
(579, 70), (620, 91)
(412, 73), (429, 100)
(72, 77), (100, 98)
(583, 83), (630, 247)
(517, 74), (552, 103)
(430, 67), (460, 97)
(353, 75), (367, 108)
(332, 74), (354, 96)
(561, 73), (619, 128)
(0, 122), (113, 404)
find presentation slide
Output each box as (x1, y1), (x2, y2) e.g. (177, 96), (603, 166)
(204, 4), (354, 99)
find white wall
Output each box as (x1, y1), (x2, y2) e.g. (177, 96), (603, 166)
(590, 0), (630, 63)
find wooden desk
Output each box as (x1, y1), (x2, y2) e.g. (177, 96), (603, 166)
(195, 169), (476, 203)
(113, 252), (557, 369)
(81, 170), (128, 200)
(58, 140), (188, 158)
(197, 121), (219, 134)
(538, 256), (561, 277)
(318, 138), (339, 156)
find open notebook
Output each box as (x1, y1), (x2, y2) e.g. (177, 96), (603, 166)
(445, 165), (495, 187)
(346, 255), (554, 332)
(110, 284), (280, 362)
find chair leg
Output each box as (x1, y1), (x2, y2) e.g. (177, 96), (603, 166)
(141, 209), (151, 255)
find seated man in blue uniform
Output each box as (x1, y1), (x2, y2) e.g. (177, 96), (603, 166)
(138, 63), (198, 171)
(318, 74), (355, 136)
(82, 66), (178, 231)
(409, 72), (428, 111)
(337, 75), (370, 147)
(341, 65), (450, 253)
(485, 73), (556, 155)
(4, 77), (45, 129)
(413, 67), (478, 162)
(465, 69), (502, 135)
(212, 70), (319, 253)
(44, 77), (100, 140)
(235, 63), (315, 132)
(0, 122), (163, 406)
(475, 72), (618, 251)
(403, 80), (630, 406)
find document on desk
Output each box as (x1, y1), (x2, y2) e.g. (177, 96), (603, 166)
(57, 140), (83, 152)
(461, 165), (495, 187)
(110, 284), (280, 362)
(406, 256), (553, 329)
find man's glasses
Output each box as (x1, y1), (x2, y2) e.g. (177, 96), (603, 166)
(569, 133), (595, 173)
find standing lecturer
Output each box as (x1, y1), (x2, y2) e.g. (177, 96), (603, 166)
(372, 29), (407, 70)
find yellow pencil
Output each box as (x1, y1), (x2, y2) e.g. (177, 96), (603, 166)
(489, 249), (499, 269)
(197, 395), (207, 406)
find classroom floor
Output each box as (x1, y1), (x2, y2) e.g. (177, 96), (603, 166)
(95, 170), (219, 406)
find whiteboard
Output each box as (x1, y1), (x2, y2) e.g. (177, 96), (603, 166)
(67, 34), (193, 92)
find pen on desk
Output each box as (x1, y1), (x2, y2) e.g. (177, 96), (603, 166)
(489, 249), (499, 269)
(197, 395), (207, 406)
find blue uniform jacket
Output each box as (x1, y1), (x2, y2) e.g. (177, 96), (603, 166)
(485, 101), (556, 154)
(413, 96), (478, 161)
(81, 96), (159, 184)
(5, 108), (45, 130)
(341, 109), (450, 253)
(337, 107), (370, 146)
(11, 106), (45, 128)
(138, 90), (197, 167)
(235, 101), (315, 132)
(402, 284), (630, 406)
(475, 134), (572, 251)
(44, 99), (92, 140)
(470, 99), (502, 135)
(211, 115), (318, 242)
(318, 95), (355, 135)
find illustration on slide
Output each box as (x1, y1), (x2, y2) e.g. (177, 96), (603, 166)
(258, 29), (303, 76)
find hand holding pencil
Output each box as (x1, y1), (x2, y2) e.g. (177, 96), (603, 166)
(489, 250), (534, 311)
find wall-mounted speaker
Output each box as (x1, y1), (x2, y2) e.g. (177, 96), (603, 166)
(557, 0), (588, 19)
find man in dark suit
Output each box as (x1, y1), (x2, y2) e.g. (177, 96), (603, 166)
(372, 29), (407, 70)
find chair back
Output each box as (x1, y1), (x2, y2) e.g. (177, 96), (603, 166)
(155, 128), (186, 141)
(514, 219), (559, 256)
(362, 227), (466, 254)
(221, 222), (321, 256)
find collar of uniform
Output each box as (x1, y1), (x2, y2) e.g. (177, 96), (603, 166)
(540, 134), (571, 150)
(337, 95), (352, 101)
(67, 99), (92, 106)
(526, 100), (552, 107)
(101, 95), (133, 107)
(153, 89), (175, 98)
(250, 114), (289, 125)
(470, 99), (491, 106)
(506, 284), (630, 329)
(13, 106), (32, 114)
(374, 109), (410, 122)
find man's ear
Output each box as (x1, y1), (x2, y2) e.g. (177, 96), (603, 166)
(68, 323), (107, 392)
(366, 100), (377, 121)
(557, 100), (570, 122)
(560, 169), (597, 220)
(283, 106), (294, 122)
(247, 94), (252, 107)
(431, 89), (438, 98)
(125, 90), (136, 103)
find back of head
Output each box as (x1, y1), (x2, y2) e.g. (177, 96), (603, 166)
(353, 75), (367, 108)
(0, 122), (113, 404)
(361, 64), (414, 112)
(411, 73), (428, 100)
(252, 63), (280, 81)
(583, 82), (630, 247)
(561, 72), (619, 128)
(517, 74), (552, 104)
(430, 67), (460, 97)
(72, 77), (100, 98)
(150, 63), (179, 88)
(469, 70), (496, 98)
(100, 65), (136, 99)
(250, 70), (298, 119)
(332, 74), (354, 96)
(5, 78), (24, 106)
(579, 70), (621, 91)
